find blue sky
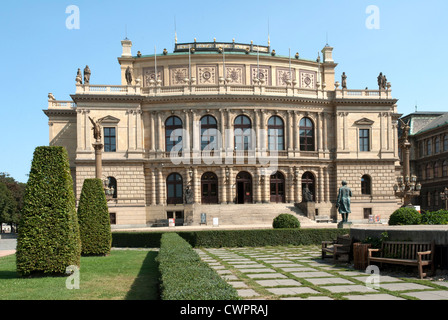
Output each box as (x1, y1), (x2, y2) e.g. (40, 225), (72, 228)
(0, 0), (447, 183)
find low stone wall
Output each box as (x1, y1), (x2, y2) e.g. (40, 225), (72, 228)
(350, 225), (448, 245)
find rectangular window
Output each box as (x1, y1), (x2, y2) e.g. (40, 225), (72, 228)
(359, 129), (370, 152)
(109, 213), (116, 225)
(104, 127), (116, 152)
(363, 208), (372, 219)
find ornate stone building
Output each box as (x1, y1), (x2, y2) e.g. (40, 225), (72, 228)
(44, 38), (401, 227)
(401, 112), (448, 211)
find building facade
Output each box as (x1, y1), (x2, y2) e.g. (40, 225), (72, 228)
(401, 112), (448, 211)
(44, 39), (401, 227)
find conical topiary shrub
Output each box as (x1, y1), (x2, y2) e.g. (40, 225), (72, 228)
(16, 146), (81, 276)
(77, 178), (111, 256)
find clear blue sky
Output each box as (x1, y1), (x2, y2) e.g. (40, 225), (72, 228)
(0, 0), (447, 183)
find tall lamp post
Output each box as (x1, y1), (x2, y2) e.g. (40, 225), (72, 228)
(393, 119), (421, 207)
(441, 188), (448, 210)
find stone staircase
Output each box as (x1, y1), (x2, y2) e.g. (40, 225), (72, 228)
(190, 203), (318, 226)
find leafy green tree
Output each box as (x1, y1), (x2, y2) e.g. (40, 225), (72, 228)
(0, 181), (16, 228)
(0, 172), (26, 229)
(77, 178), (112, 256)
(16, 146), (81, 276)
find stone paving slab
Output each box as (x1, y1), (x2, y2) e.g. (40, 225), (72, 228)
(281, 296), (334, 300)
(306, 277), (354, 285)
(246, 273), (288, 279)
(255, 279), (302, 287)
(266, 287), (320, 296)
(237, 289), (260, 297)
(404, 290), (448, 300)
(280, 267), (317, 272)
(239, 268), (277, 273)
(353, 275), (404, 283)
(323, 285), (378, 294)
(233, 263), (266, 269)
(291, 271), (334, 278)
(378, 283), (433, 291)
(344, 294), (406, 300)
(228, 281), (249, 288)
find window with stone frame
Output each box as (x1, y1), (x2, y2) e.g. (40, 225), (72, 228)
(299, 117), (315, 151)
(359, 129), (370, 152)
(200, 115), (218, 151)
(268, 116), (285, 151)
(435, 136), (440, 154)
(426, 139), (432, 156)
(234, 115), (252, 151)
(443, 160), (448, 177)
(444, 134), (448, 152)
(104, 127), (116, 152)
(165, 116), (183, 152)
(361, 175), (372, 195)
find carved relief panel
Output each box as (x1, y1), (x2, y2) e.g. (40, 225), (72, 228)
(224, 65), (245, 84)
(169, 66), (189, 86)
(143, 67), (164, 87)
(276, 67), (296, 86)
(250, 65), (271, 85)
(197, 65), (218, 85)
(299, 70), (316, 89)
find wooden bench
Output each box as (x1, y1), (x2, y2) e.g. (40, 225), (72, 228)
(368, 241), (435, 279)
(315, 215), (332, 223)
(322, 235), (353, 263)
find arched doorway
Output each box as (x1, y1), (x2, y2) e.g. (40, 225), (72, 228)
(270, 171), (285, 203)
(236, 171), (252, 204)
(201, 172), (219, 204)
(301, 172), (315, 202)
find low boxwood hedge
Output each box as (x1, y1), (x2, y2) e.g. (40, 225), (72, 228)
(156, 233), (240, 300)
(112, 228), (348, 248)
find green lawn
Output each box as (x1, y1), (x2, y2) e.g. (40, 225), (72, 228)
(0, 249), (159, 300)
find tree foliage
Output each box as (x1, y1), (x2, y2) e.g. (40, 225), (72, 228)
(16, 146), (81, 276)
(77, 178), (111, 255)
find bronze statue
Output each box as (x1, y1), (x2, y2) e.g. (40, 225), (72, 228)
(185, 186), (194, 204)
(377, 72), (387, 90)
(88, 116), (103, 142)
(125, 66), (133, 85)
(399, 118), (410, 142)
(84, 65), (91, 84)
(302, 186), (313, 202)
(336, 181), (352, 223)
(341, 72), (347, 89)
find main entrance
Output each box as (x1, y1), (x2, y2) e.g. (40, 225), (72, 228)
(201, 172), (219, 204)
(236, 171), (252, 204)
(270, 171), (285, 203)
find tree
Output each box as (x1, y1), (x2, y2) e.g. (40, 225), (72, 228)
(77, 178), (112, 255)
(0, 182), (16, 229)
(0, 172), (26, 230)
(16, 146), (81, 276)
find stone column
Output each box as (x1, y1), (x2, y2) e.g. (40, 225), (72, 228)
(93, 141), (103, 179)
(150, 112), (156, 152)
(293, 112), (299, 151)
(220, 167), (227, 204)
(318, 167), (324, 203)
(150, 168), (156, 205)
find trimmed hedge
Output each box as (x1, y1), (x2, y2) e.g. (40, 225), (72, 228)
(388, 207), (421, 225)
(112, 228), (348, 248)
(273, 213), (301, 229)
(421, 210), (448, 225)
(16, 146), (81, 276)
(77, 179), (112, 255)
(156, 233), (240, 300)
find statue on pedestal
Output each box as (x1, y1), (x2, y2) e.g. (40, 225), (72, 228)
(89, 116), (103, 142)
(84, 65), (91, 84)
(302, 186), (313, 202)
(336, 181), (352, 223)
(341, 72), (347, 89)
(125, 66), (133, 85)
(185, 186), (194, 204)
(76, 68), (82, 85)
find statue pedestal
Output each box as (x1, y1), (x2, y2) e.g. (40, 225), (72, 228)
(297, 201), (315, 220)
(337, 221), (353, 229)
(92, 141), (104, 179)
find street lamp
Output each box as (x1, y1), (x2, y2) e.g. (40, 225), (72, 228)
(441, 188), (448, 210)
(394, 119), (421, 207)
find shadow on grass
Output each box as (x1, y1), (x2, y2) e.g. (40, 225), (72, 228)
(125, 251), (160, 300)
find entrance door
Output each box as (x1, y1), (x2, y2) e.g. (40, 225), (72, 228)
(270, 171), (285, 203)
(201, 172), (219, 204)
(236, 171), (252, 204)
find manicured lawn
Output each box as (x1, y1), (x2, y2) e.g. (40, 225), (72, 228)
(0, 249), (159, 300)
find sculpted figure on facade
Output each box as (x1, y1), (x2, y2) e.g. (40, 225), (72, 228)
(89, 116), (103, 142)
(125, 66), (133, 85)
(336, 181), (352, 222)
(84, 65), (91, 84)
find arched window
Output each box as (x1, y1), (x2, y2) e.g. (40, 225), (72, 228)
(234, 115), (252, 151)
(434, 161), (440, 178)
(435, 137), (440, 154)
(166, 173), (183, 204)
(165, 116), (183, 152)
(426, 139), (432, 156)
(107, 176), (117, 199)
(268, 116), (284, 151)
(301, 172), (315, 201)
(361, 175), (371, 195)
(299, 117), (315, 151)
(443, 160), (448, 177)
(426, 163), (433, 180)
(200, 115), (218, 151)
(444, 135), (448, 152)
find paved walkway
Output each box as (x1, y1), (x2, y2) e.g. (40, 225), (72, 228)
(195, 245), (448, 300)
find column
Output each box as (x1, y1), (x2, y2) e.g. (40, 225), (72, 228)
(322, 112), (328, 152)
(260, 110), (266, 151)
(318, 167), (323, 203)
(127, 109), (135, 151)
(219, 109), (225, 152)
(317, 113), (323, 152)
(220, 167), (227, 204)
(287, 111), (293, 151)
(294, 168), (300, 203)
(255, 167), (262, 203)
(150, 168), (156, 205)
(150, 112), (156, 152)
(227, 166), (233, 203)
(293, 112), (299, 151)
(288, 167), (294, 203)
(183, 110), (190, 152)
(136, 108), (142, 151)
(193, 167), (199, 203)
(324, 166), (330, 202)
(157, 168), (164, 204)
(157, 112), (163, 152)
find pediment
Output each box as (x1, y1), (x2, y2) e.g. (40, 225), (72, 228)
(99, 115), (120, 124)
(354, 118), (374, 125)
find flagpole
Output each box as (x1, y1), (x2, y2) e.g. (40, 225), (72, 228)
(223, 47), (226, 80)
(188, 44), (191, 84)
(154, 46), (157, 82)
(289, 48), (292, 83)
